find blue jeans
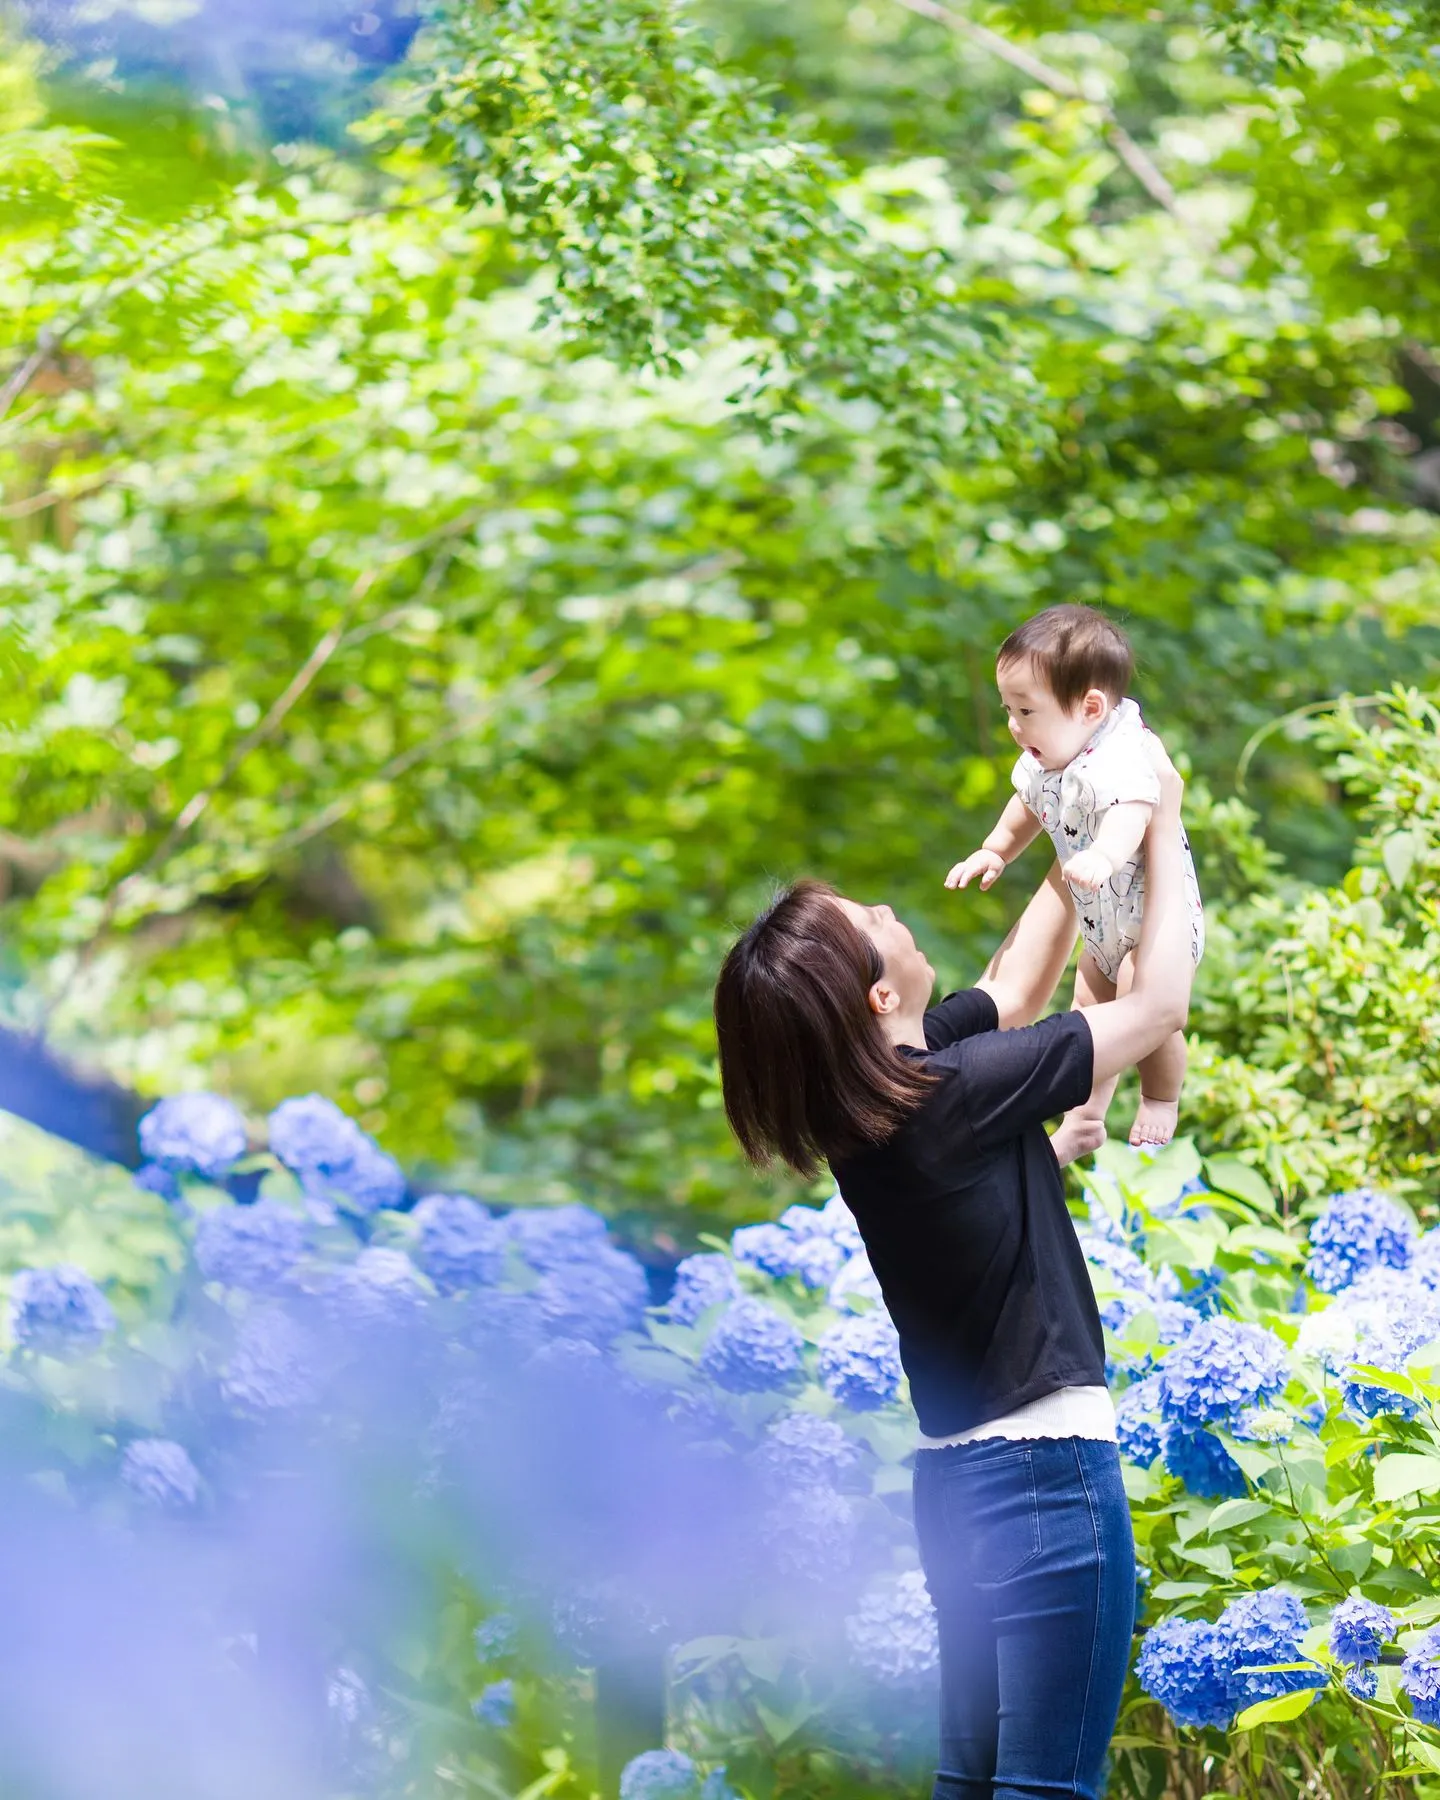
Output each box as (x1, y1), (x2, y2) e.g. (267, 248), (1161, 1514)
(911, 1436), (1135, 1800)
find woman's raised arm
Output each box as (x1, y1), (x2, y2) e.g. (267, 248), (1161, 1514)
(975, 862), (1080, 1030)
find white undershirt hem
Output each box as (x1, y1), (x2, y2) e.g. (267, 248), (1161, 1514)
(917, 1384), (1116, 1450)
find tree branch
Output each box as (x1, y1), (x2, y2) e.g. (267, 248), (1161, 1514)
(888, 0), (1180, 215)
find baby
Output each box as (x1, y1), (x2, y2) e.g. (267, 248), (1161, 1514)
(946, 604), (1204, 1162)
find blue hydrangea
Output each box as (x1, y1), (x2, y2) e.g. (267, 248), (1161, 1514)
(777, 1196), (863, 1258)
(119, 1438), (201, 1508)
(138, 1093), (248, 1180)
(732, 1219), (847, 1289)
(760, 1485), (856, 1581)
(1336, 1284), (1440, 1419)
(474, 1614), (518, 1663)
(1344, 1664), (1379, 1701)
(1115, 1376), (1163, 1467)
(699, 1768), (739, 1800)
(619, 1750), (698, 1800)
(1403, 1626), (1440, 1726)
(267, 1094), (405, 1216)
(472, 1679), (515, 1728)
(536, 1245), (648, 1346)
(1220, 1588), (1322, 1707)
(413, 1195), (505, 1293)
(828, 1251), (883, 1313)
(698, 1299), (804, 1394)
(221, 1305), (319, 1412)
(1161, 1423), (1246, 1500)
(844, 1569), (939, 1686)
(194, 1200), (305, 1292)
(755, 1412), (859, 1492)
(8, 1265), (117, 1355)
(817, 1311), (903, 1410)
(507, 1204), (612, 1274)
(324, 1247), (426, 1328)
(1306, 1188), (1415, 1295)
(1136, 1618), (1234, 1729)
(1157, 1318), (1288, 1427)
(667, 1253), (741, 1325)
(133, 1162), (180, 1203)
(1329, 1597), (1395, 1667)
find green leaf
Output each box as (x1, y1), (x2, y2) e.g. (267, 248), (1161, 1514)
(1408, 1736), (1440, 1776)
(1234, 1688), (1320, 1730)
(1382, 829), (1418, 890)
(1202, 1157), (1277, 1214)
(1374, 1453), (1440, 1504)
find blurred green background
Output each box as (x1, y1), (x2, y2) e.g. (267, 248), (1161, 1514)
(3, 0), (1439, 1236)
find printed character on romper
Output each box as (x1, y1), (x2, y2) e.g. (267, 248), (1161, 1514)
(945, 604), (1204, 1164)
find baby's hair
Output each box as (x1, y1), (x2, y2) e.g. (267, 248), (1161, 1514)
(996, 603), (1134, 710)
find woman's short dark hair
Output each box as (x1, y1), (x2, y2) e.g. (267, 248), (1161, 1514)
(713, 879), (937, 1180)
(997, 603), (1134, 710)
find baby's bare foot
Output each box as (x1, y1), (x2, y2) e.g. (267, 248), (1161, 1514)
(1050, 1116), (1107, 1168)
(1130, 1096), (1179, 1147)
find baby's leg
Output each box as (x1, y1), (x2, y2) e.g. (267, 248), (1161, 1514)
(1113, 952), (1185, 1146)
(1049, 953), (1118, 1169)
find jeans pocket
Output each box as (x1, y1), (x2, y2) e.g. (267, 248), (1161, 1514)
(940, 1445), (1042, 1585)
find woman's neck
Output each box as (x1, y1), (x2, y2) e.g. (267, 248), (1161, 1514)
(880, 1006), (930, 1051)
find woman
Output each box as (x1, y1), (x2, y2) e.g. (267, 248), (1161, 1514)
(712, 746), (1193, 1800)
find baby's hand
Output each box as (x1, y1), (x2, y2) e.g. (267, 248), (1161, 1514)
(945, 848), (1006, 891)
(1064, 848), (1114, 892)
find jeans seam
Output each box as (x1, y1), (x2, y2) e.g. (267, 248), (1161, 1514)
(1071, 1440), (1105, 1799)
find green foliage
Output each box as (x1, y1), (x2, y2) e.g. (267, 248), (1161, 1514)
(1193, 690), (1440, 1203)
(0, 1), (1438, 1224)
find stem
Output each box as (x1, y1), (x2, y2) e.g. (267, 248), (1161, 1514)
(886, 0), (1181, 216)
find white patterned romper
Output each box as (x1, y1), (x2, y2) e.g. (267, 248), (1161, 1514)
(1012, 698), (1205, 985)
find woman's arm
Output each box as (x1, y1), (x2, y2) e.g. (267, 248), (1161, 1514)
(974, 861), (1079, 1030)
(1080, 741), (1193, 1081)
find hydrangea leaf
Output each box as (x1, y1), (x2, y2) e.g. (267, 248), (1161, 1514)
(1373, 1453), (1440, 1505)
(1234, 1687), (1321, 1730)
(1204, 1159), (1279, 1216)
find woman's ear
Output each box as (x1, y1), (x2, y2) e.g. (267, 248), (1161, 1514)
(868, 978), (901, 1018)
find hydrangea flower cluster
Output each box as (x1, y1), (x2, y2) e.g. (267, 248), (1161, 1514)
(1136, 1617), (1236, 1728)
(119, 1438), (201, 1509)
(194, 1199), (306, 1292)
(619, 1750), (699, 1800)
(1221, 1588), (1321, 1708)
(138, 1093), (248, 1181)
(536, 1247), (648, 1347)
(760, 1484), (857, 1582)
(8, 1264), (116, 1355)
(1305, 1188), (1415, 1294)
(1157, 1318), (1288, 1428)
(1079, 1230), (1198, 1351)
(666, 1253), (741, 1325)
(324, 1247), (426, 1328)
(1138, 1588), (1321, 1726)
(412, 1195), (505, 1293)
(817, 1311), (903, 1410)
(1329, 1596), (1394, 1669)
(472, 1679), (515, 1727)
(844, 1569), (939, 1686)
(220, 1305), (319, 1412)
(1114, 1375), (1163, 1468)
(506, 1204), (611, 1274)
(698, 1299), (804, 1394)
(1295, 1266), (1440, 1420)
(267, 1094), (405, 1216)
(1160, 1423), (1246, 1500)
(754, 1412), (859, 1493)
(1402, 1626), (1440, 1726)
(732, 1222), (846, 1290)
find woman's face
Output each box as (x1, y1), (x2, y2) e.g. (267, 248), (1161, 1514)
(834, 897), (935, 1013)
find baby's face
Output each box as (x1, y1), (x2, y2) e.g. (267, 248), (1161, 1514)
(996, 656), (1109, 771)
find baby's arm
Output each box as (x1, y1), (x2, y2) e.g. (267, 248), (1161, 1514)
(945, 795), (1043, 891)
(1064, 801), (1153, 892)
